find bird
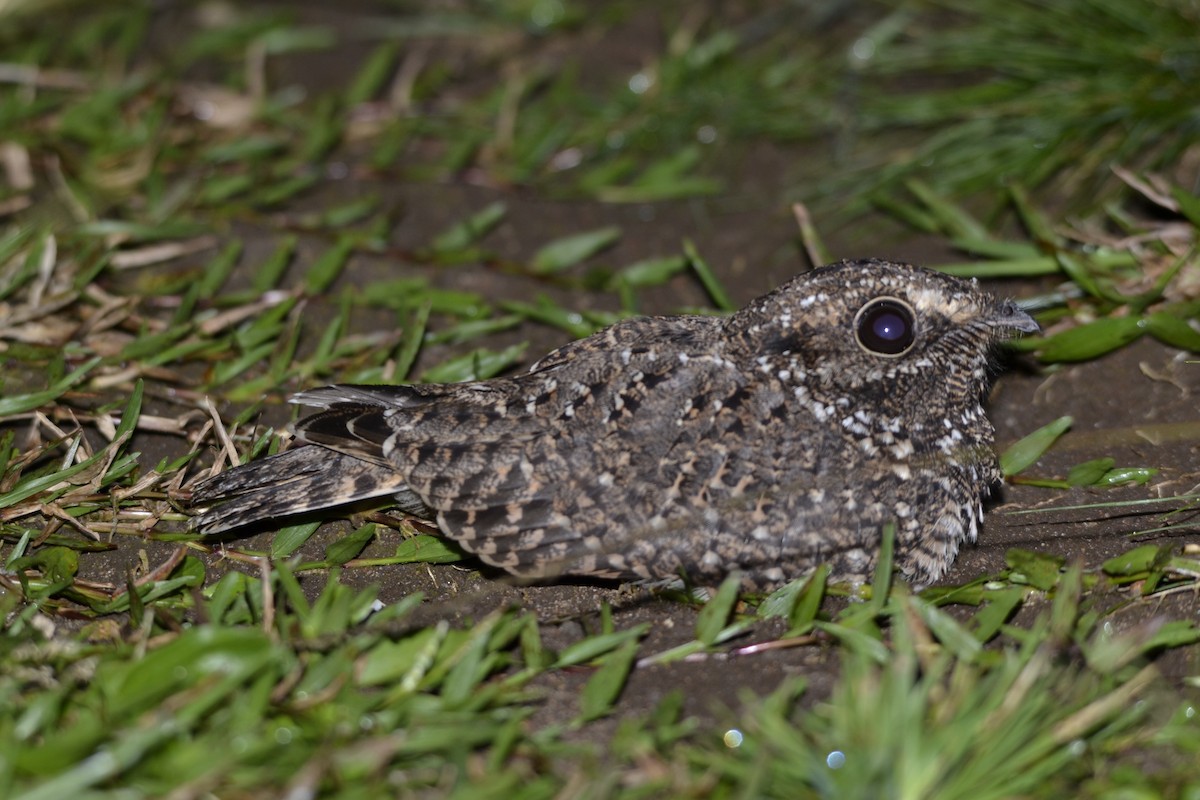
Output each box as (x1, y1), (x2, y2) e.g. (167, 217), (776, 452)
(189, 258), (1039, 590)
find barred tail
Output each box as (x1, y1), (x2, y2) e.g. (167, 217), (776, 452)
(189, 446), (422, 533)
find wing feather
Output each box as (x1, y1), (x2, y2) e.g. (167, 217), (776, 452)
(189, 313), (750, 582)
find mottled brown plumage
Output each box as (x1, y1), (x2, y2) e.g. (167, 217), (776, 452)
(190, 259), (1038, 589)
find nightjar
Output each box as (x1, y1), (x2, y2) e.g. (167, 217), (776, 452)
(190, 259), (1038, 589)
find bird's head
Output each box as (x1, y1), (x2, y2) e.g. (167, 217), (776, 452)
(727, 259), (1038, 407)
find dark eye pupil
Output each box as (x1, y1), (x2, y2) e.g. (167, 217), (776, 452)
(872, 311), (905, 341)
(856, 299), (915, 355)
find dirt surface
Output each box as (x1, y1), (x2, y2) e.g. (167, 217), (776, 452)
(24, 0), (1200, 737)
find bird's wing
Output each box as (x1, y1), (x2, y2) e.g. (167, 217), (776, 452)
(191, 314), (753, 580)
(377, 342), (752, 579)
(254, 316), (743, 580)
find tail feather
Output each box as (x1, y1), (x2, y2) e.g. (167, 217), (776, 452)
(290, 384), (440, 410)
(189, 446), (425, 533)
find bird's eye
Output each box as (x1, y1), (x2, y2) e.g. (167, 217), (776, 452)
(854, 297), (916, 356)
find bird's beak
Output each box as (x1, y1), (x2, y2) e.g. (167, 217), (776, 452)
(990, 299), (1040, 335)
